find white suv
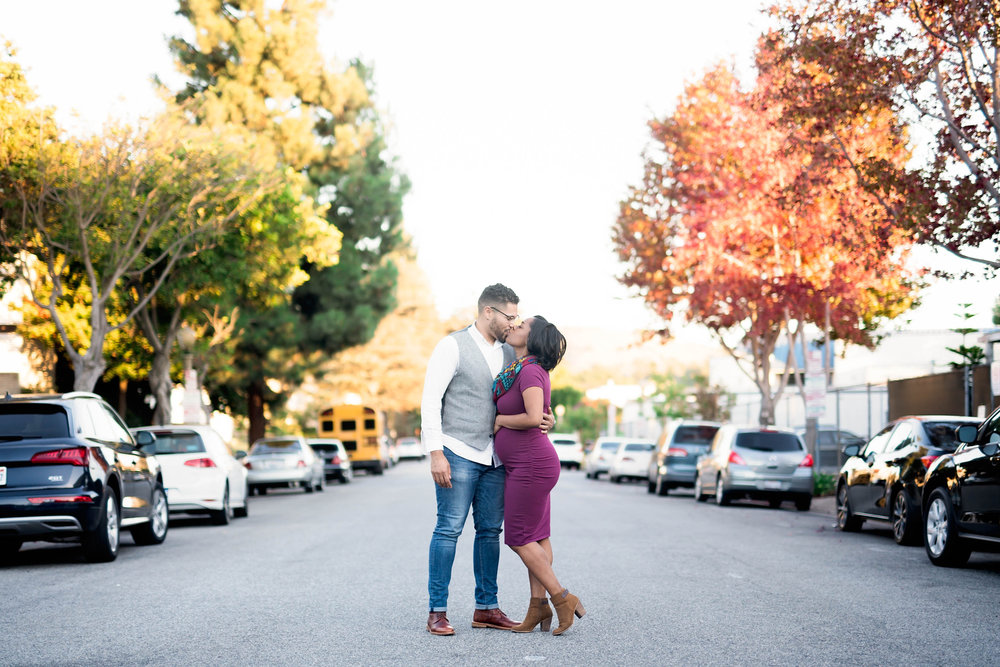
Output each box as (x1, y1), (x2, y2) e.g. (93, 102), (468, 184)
(549, 433), (584, 470)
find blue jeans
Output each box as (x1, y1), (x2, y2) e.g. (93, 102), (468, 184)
(428, 448), (505, 612)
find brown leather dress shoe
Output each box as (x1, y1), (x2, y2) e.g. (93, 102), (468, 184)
(471, 608), (517, 630)
(427, 612), (455, 636)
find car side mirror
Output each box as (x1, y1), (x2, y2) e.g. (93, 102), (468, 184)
(843, 444), (860, 458)
(956, 424), (978, 444)
(135, 430), (156, 449)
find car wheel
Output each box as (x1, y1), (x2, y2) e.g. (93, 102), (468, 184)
(258, 486), (267, 495)
(646, 478), (656, 493)
(925, 487), (972, 567)
(610, 475), (620, 484)
(83, 487), (120, 562)
(234, 483), (249, 518)
(373, 463), (384, 476)
(836, 481), (863, 532)
(769, 498), (782, 509)
(132, 483), (169, 545)
(210, 484), (233, 525)
(656, 476), (671, 497)
(794, 495), (811, 512)
(315, 474), (325, 492)
(714, 475), (731, 506)
(694, 475), (707, 502)
(340, 470), (352, 484)
(891, 490), (919, 545)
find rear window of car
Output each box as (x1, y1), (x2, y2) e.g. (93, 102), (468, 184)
(147, 432), (207, 454)
(251, 440), (302, 454)
(735, 432), (803, 452)
(0, 404), (70, 439)
(674, 425), (719, 445)
(923, 422), (972, 451)
(552, 439), (579, 446)
(600, 441), (620, 451)
(309, 442), (339, 453)
(623, 442), (654, 452)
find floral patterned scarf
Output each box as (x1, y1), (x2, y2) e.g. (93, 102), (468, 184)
(492, 355), (540, 402)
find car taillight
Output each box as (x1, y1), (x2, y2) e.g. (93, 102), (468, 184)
(30, 447), (89, 466)
(331, 455), (342, 465)
(28, 495), (93, 504)
(666, 448), (687, 457)
(728, 451), (747, 465)
(921, 455), (939, 469)
(297, 460), (307, 467)
(243, 461), (252, 470)
(184, 458), (217, 468)
(799, 454), (814, 468)
(622, 456), (634, 462)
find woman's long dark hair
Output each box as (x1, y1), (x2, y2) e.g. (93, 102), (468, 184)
(527, 315), (566, 371)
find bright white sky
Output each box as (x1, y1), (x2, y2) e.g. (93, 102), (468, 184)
(2, 0), (996, 334)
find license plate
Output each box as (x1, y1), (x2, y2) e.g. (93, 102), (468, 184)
(0, 466), (6, 486)
(763, 480), (782, 490)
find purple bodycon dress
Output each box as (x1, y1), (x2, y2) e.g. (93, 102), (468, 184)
(493, 364), (561, 547)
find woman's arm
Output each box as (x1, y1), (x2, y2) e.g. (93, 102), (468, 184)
(494, 386), (545, 432)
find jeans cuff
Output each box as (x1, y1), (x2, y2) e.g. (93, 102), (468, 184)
(429, 606), (447, 613)
(475, 604), (499, 611)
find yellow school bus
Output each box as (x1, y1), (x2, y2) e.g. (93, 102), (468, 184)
(317, 405), (389, 475)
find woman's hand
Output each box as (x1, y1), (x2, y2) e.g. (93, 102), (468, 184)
(494, 416), (502, 434)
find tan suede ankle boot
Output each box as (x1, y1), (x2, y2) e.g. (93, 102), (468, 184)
(511, 597), (553, 633)
(551, 589), (585, 636)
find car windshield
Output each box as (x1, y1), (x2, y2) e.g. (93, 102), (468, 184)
(735, 432), (802, 452)
(147, 432), (206, 454)
(251, 440), (301, 454)
(623, 443), (654, 452)
(922, 422), (971, 451)
(674, 425), (719, 445)
(0, 405), (69, 440)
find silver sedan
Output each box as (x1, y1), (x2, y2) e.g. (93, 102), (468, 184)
(246, 436), (325, 495)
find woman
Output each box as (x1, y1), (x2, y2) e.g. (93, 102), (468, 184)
(492, 315), (585, 636)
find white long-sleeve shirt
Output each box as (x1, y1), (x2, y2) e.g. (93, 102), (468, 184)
(420, 324), (506, 466)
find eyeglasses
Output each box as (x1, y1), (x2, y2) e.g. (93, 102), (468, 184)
(490, 306), (518, 323)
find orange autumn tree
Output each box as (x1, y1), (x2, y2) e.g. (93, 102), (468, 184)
(613, 63), (921, 425)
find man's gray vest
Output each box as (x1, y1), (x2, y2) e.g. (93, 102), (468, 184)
(441, 327), (515, 451)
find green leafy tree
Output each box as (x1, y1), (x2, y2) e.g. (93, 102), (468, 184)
(947, 302), (986, 368)
(167, 1), (409, 443)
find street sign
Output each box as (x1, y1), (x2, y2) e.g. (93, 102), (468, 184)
(804, 348), (826, 419)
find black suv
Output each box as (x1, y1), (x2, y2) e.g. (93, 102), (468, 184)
(922, 405), (1000, 567)
(0, 392), (169, 562)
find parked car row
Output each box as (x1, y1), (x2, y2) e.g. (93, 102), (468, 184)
(587, 406), (1000, 568)
(0, 392), (417, 564)
(834, 409), (1000, 568)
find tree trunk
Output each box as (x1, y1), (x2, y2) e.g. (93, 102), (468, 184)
(149, 346), (174, 425)
(247, 380), (267, 447)
(758, 393), (775, 426)
(72, 350), (107, 392)
(118, 379), (128, 419)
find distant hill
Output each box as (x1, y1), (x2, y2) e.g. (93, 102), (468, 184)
(558, 326), (722, 383)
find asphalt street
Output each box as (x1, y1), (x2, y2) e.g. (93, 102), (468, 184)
(1, 460), (999, 666)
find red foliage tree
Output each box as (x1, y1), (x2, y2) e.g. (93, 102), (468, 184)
(762, 0), (1000, 272)
(613, 63), (921, 424)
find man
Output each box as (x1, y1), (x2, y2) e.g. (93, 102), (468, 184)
(421, 283), (553, 636)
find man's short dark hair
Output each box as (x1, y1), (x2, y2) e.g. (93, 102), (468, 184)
(478, 283), (519, 313)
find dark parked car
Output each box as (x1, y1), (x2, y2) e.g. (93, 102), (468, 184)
(921, 405), (1000, 567)
(835, 415), (981, 545)
(306, 438), (354, 484)
(0, 392), (169, 562)
(647, 420), (721, 496)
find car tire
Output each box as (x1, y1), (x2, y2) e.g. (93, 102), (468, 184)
(769, 498), (782, 509)
(714, 475), (731, 506)
(610, 475), (620, 484)
(257, 486), (268, 495)
(646, 478), (656, 493)
(210, 484), (233, 525)
(891, 490), (919, 545)
(373, 463), (384, 476)
(694, 475), (707, 502)
(340, 470), (352, 484)
(304, 478), (314, 493)
(132, 483), (169, 545)
(924, 487), (972, 567)
(836, 481), (863, 532)
(315, 474), (325, 492)
(83, 487), (120, 562)
(794, 495), (811, 512)
(234, 483), (249, 518)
